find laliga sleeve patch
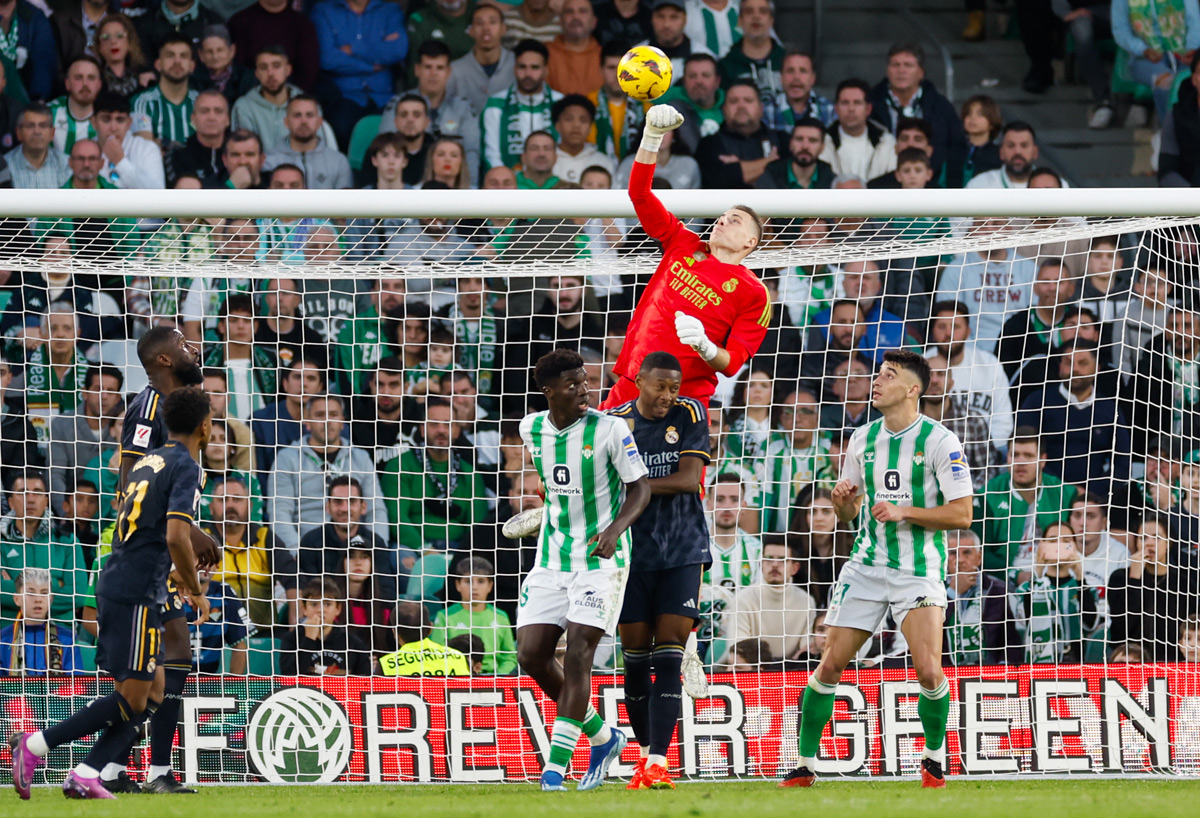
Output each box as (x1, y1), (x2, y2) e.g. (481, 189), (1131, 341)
(133, 423), (153, 448)
(623, 434), (640, 462)
(949, 451), (969, 481)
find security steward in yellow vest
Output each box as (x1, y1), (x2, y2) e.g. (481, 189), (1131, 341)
(379, 600), (470, 676)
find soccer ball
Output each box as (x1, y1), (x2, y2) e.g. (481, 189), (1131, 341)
(618, 46), (673, 102)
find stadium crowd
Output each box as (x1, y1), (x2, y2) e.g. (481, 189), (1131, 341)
(1, 0), (1200, 677)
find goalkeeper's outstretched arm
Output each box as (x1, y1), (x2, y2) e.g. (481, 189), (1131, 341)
(629, 104), (686, 242)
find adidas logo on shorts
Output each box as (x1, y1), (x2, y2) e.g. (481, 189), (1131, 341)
(683, 598), (697, 607)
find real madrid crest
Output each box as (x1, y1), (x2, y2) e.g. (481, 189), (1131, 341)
(665, 426), (679, 444)
(722, 278), (738, 293)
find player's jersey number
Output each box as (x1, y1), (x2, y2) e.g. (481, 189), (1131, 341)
(115, 480), (150, 541)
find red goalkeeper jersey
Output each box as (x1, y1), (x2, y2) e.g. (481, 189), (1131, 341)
(607, 160), (772, 408)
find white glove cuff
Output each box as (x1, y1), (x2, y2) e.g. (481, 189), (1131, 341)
(640, 132), (664, 154)
(695, 337), (719, 362)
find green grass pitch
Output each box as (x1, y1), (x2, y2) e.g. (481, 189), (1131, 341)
(9, 780), (1200, 818)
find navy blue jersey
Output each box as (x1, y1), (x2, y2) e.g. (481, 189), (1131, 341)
(121, 385), (168, 462)
(98, 441), (203, 606)
(610, 397), (712, 571)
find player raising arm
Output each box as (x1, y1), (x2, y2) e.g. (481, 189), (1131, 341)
(600, 104), (772, 411)
(516, 349), (651, 792)
(781, 351), (973, 791)
(10, 387), (212, 800)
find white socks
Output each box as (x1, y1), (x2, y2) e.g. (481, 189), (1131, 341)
(26, 732), (49, 757)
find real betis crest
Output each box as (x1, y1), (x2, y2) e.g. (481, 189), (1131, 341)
(583, 445), (594, 459)
(913, 451), (925, 465)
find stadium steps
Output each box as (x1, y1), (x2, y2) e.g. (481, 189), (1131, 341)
(777, 0), (1152, 188)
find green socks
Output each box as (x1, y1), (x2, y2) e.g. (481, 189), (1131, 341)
(581, 704), (612, 746)
(547, 705), (611, 776)
(546, 717), (583, 776)
(919, 679), (950, 764)
(797, 676), (837, 766)
(797, 676), (950, 769)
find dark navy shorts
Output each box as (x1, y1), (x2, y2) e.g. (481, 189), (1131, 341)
(619, 563), (705, 624)
(96, 597), (163, 681)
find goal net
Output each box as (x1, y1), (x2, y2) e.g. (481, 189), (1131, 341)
(0, 188), (1198, 784)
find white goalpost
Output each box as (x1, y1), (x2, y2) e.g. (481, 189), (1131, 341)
(0, 188), (1198, 784)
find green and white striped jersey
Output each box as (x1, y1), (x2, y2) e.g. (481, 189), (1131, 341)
(49, 97), (96, 154)
(777, 265), (837, 328)
(705, 530), (762, 591)
(684, 0), (741, 60)
(132, 86), (197, 143)
(704, 455), (760, 508)
(520, 408), (648, 572)
(842, 416), (972, 579)
(755, 432), (835, 534)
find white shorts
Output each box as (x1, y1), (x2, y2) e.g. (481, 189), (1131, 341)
(825, 561), (946, 633)
(517, 565), (628, 635)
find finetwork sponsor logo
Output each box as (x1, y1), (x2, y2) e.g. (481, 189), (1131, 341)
(246, 687), (353, 783)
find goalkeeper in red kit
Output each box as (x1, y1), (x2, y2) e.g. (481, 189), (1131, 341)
(600, 104), (772, 413)
(598, 103), (770, 735)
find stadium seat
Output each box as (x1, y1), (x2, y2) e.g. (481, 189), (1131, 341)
(247, 637), (279, 676)
(1111, 46), (1155, 106)
(404, 552), (451, 604)
(348, 115), (383, 172)
(1170, 69), (1192, 108)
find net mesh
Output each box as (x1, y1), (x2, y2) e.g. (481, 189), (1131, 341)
(0, 204), (1198, 783)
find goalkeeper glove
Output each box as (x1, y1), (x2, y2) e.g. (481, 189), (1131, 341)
(640, 104), (684, 154)
(675, 311), (718, 361)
